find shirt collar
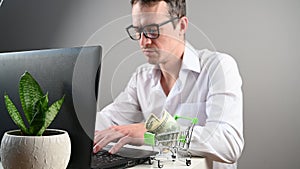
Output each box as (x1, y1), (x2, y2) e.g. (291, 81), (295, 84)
(181, 41), (201, 73)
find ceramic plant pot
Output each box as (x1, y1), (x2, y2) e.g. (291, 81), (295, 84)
(0, 129), (71, 169)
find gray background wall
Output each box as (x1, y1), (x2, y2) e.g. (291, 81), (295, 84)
(0, 0), (299, 168)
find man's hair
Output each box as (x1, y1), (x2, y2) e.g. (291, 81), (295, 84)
(130, 0), (186, 18)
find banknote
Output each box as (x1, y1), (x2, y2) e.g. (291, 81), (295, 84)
(145, 110), (180, 146)
(145, 113), (161, 131)
(151, 110), (180, 134)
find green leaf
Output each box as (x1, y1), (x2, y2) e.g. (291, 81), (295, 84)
(29, 94), (48, 136)
(37, 95), (65, 136)
(4, 94), (28, 134)
(32, 93), (49, 114)
(19, 71), (43, 124)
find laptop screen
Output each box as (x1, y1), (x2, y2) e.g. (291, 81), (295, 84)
(0, 46), (101, 168)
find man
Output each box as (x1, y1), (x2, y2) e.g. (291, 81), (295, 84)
(94, 0), (244, 168)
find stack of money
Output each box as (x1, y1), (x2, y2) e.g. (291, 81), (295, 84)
(145, 110), (180, 147)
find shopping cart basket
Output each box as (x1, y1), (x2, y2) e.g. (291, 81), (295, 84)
(144, 115), (198, 168)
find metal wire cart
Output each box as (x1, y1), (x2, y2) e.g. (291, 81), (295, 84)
(144, 115), (198, 168)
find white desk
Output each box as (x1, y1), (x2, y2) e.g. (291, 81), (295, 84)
(1, 144), (210, 169)
(118, 144), (210, 169)
(131, 157), (209, 169)
(1, 158), (209, 169)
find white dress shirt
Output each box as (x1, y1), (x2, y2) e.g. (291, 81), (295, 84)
(96, 42), (244, 169)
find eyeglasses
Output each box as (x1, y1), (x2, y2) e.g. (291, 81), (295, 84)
(126, 17), (179, 40)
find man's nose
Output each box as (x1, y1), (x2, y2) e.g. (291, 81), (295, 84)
(139, 33), (152, 47)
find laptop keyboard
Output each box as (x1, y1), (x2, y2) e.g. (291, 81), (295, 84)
(91, 149), (150, 169)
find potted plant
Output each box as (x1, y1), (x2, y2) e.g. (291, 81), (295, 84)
(1, 71), (71, 169)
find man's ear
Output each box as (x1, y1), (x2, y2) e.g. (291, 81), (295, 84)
(179, 16), (188, 35)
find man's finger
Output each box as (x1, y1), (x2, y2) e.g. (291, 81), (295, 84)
(93, 130), (102, 145)
(109, 135), (131, 154)
(93, 129), (125, 153)
(94, 129), (111, 145)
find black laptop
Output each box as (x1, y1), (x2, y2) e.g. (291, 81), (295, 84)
(91, 144), (159, 169)
(0, 46), (157, 169)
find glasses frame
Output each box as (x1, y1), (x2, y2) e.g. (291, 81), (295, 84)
(126, 17), (179, 40)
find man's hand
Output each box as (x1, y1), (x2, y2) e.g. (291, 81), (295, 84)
(93, 123), (147, 154)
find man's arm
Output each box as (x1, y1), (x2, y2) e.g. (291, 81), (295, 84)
(93, 123), (147, 154)
(94, 71), (146, 153)
(189, 54), (244, 163)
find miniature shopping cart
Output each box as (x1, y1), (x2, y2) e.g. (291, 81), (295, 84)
(144, 115), (198, 168)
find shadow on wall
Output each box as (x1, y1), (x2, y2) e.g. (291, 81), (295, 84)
(0, 0), (73, 52)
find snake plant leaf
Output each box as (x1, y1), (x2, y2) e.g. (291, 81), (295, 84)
(29, 94), (49, 136)
(19, 71), (43, 125)
(4, 94), (28, 134)
(36, 95), (65, 136)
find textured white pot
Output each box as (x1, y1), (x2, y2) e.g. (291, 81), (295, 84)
(0, 129), (71, 169)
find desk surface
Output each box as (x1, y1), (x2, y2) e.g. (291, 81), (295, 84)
(130, 157), (208, 169)
(0, 145), (209, 169)
(0, 157), (209, 169)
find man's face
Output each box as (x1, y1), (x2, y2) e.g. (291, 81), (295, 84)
(131, 1), (184, 65)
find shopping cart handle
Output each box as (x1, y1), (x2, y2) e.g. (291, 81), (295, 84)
(174, 115), (198, 124)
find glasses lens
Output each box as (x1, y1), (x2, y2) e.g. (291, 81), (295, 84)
(144, 25), (159, 39)
(127, 26), (140, 40)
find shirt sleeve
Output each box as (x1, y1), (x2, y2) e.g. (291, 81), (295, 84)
(95, 71), (144, 130)
(189, 54), (244, 164)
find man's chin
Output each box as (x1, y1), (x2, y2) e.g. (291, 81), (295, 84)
(146, 59), (158, 65)
(144, 55), (158, 65)
(145, 56), (158, 64)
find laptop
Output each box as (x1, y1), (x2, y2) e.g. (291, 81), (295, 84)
(0, 46), (157, 169)
(91, 144), (159, 169)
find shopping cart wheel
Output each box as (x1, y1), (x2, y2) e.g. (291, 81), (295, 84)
(148, 157), (154, 165)
(158, 160), (164, 168)
(171, 155), (176, 162)
(186, 159), (191, 166)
